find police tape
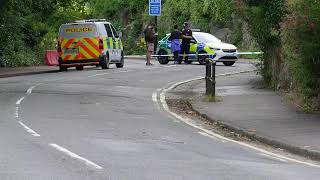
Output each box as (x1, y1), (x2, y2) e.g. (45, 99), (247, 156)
(151, 52), (263, 57)
(236, 52), (263, 55)
(151, 54), (212, 57)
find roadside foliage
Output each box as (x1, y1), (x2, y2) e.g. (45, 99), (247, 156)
(238, 0), (320, 111)
(0, 0), (90, 67)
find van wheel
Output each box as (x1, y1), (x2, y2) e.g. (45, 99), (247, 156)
(116, 54), (124, 68)
(101, 55), (110, 69)
(59, 65), (67, 72)
(76, 66), (84, 71)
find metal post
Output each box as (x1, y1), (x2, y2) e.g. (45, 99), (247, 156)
(154, 16), (158, 53)
(206, 59), (212, 96)
(211, 61), (216, 97)
(206, 59), (216, 97)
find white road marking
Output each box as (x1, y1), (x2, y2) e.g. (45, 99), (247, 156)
(158, 72), (320, 168)
(18, 121), (40, 137)
(143, 67), (161, 70)
(16, 97), (25, 105)
(87, 70), (132, 78)
(15, 85), (41, 136)
(26, 86), (37, 95)
(87, 72), (110, 78)
(15, 107), (19, 118)
(152, 92), (158, 102)
(49, 144), (103, 170)
(198, 131), (220, 141)
(259, 153), (287, 162)
(152, 91), (162, 111)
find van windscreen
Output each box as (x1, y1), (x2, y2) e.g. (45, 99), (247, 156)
(59, 24), (97, 38)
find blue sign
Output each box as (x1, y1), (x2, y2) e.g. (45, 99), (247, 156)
(149, 0), (161, 16)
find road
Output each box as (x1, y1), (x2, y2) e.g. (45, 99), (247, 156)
(0, 59), (319, 179)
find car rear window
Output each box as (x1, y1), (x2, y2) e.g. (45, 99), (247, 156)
(59, 24), (98, 38)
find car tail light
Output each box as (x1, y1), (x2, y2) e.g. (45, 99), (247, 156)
(99, 39), (104, 50)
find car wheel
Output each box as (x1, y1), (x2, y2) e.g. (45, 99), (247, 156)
(158, 50), (169, 64)
(76, 66), (84, 71)
(101, 54), (110, 69)
(198, 51), (208, 65)
(116, 53), (124, 68)
(185, 60), (192, 64)
(223, 61), (235, 66)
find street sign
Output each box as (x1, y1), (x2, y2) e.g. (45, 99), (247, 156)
(149, 0), (161, 16)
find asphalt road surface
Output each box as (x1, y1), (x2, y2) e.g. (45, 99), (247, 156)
(0, 59), (319, 180)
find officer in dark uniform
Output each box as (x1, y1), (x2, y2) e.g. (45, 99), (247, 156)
(180, 22), (193, 64)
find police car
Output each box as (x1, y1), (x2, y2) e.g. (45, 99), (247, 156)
(57, 19), (124, 71)
(157, 31), (238, 66)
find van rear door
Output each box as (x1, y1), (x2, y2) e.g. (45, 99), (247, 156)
(103, 24), (122, 61)
(58, 24), (101, 61)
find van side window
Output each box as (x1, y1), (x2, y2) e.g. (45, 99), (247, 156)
(110, 25), (119, 38)
(104, 24), (113, 38)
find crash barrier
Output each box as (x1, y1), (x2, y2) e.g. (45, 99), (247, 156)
(44, 50), (59, 66)
(205, 59), (216, 97)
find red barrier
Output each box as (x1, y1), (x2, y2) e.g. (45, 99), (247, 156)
(44, 50), (59, 66)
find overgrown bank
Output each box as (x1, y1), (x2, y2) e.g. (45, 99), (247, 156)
(0, 0), (91, 67)
(238, 0), (320, 111)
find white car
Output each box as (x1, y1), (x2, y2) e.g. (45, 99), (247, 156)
(157, 32), (238, 66)
(193, 32), (238, 66)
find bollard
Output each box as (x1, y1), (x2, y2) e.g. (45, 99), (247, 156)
(205, 59), (216, 97)
(211, 61), (216, 97)
(206, 59), (212, 95)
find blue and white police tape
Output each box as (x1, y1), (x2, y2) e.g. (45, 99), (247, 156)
(151, 52), (263, 57)
(151, 54), (213, 57)
(237, 52), (263, 55)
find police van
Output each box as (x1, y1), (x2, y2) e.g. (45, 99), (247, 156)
(57, 19), (124, 71)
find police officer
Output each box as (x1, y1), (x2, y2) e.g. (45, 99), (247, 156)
(169, 24), (182, 64)
(180, 22), (193, 64)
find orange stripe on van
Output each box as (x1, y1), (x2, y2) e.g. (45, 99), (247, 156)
(80, 52), (86, 59)
(64, 55), (72, 61)
(84, 38), (100, 52)
(63, 39), (74, 48)
(81, 45), (98, 58)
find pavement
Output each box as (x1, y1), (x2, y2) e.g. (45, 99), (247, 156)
(1, 60), (320, 179)
(0, 65), (58, 78)
(0, 57), (143, 78)
(173, 71), (320, 160)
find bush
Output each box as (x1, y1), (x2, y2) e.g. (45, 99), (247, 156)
(239, 0), (320, 111)
(281, 0), (320, 110)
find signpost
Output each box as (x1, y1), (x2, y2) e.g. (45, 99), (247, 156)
(149, 0), (161, 16)
(149, 0), (161, 53)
